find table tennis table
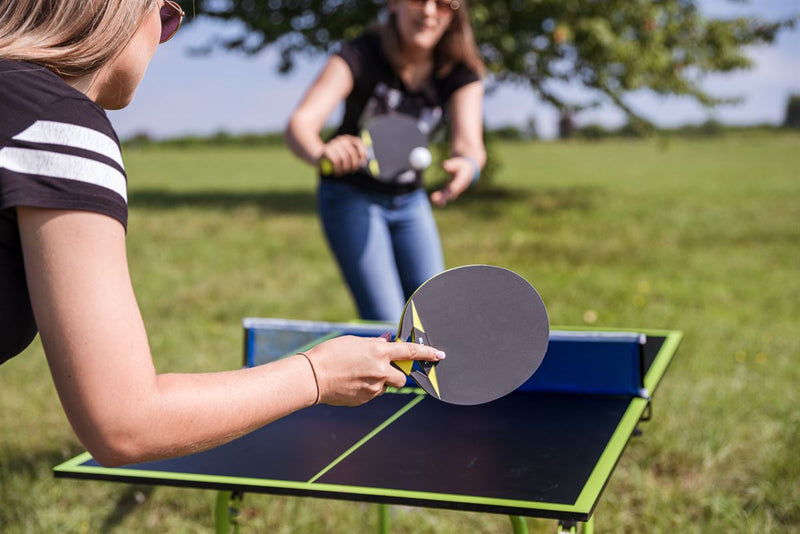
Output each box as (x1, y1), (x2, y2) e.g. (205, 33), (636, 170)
(55, 318), (682, 533)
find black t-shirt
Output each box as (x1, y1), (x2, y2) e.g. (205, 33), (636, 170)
(0, 59), (128, 364)
(325, 31), (480, 194)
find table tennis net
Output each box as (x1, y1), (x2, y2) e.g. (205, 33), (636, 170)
(517, 331), (648, 398)
(242, 319), (648, 399)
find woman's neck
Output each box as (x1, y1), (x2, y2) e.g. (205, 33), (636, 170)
(396, 48), (435, 91)
(61, 70), (102, 103)
(400, 40), (433, 64)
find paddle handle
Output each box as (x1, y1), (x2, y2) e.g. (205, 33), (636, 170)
(318, 156), (379, 177)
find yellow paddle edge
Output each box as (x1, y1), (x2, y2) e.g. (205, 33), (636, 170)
(394, 300), (441, 398)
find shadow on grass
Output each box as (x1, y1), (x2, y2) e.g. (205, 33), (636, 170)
(98, 484), (156, 533)
(129, 185), (602, 219)
(129, 188), (318, 214)
(0, 443), (154, 532)
(449, 185), (602, 218)
(0, 442), (83, 480)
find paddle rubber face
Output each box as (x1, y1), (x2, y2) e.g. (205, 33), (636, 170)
(393, 265), (550, 405)
(362, 114), (427, 184)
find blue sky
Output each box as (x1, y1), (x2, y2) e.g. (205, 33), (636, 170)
(110, 1), (799, 140)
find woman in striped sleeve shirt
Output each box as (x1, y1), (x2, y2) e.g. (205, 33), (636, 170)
(0, 0), (444, 467)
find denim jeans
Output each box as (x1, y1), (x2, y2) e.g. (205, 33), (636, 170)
(318, 181), (445, 322)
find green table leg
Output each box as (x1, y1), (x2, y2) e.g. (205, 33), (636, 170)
(556, 516), (595, 534)
(378, 503), (390, 534)
(584, 515), (594, 534)
(215, 490), (243, 534)
(510, 515), (529, 534)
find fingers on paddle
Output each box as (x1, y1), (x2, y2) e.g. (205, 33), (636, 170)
(353, 136), (368, 165)
(325, 135), (366, 174)
(385, 369), (408, 389)
(344, 136), (364, 170)
(389, 342), (445, 362)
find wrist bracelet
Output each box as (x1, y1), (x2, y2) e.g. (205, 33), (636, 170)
(297, 352), (320, 405)
(463, 156), (481, 185)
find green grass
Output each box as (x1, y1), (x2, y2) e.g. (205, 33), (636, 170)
(1, 132), (798, 533)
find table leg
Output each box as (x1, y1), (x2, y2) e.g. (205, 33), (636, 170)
(557, 515), (595, 533)
(215, 490), (243, 534)
(584, 515), (594, 534)
(510, 515), (529, 534)
(378, 503), (390, 534)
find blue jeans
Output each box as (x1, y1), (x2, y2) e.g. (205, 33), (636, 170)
(318, 181), (445, 322)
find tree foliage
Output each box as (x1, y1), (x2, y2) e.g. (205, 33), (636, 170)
(785, 94), (800, 128)
(187, 0), (797, 123)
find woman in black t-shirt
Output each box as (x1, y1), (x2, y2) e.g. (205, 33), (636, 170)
(285, 0), (487, 322)
(0, 0), (444, 467)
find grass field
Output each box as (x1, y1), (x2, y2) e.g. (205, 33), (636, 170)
(1, 132), (798, 533)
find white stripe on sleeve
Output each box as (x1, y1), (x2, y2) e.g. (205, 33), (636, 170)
(0, 147), (127, 203)
(12, 120), (124, 168)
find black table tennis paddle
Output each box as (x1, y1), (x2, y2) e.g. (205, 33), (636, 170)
(320, 114), (430, 184)
(392, 265), (549, 405)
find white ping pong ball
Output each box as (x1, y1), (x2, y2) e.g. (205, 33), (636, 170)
(409, 147), (432, 171)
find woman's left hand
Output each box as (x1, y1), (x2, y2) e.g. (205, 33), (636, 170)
(430, 157), (477, 207)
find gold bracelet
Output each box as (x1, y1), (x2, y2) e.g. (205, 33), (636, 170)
(297, 352), (320, 405)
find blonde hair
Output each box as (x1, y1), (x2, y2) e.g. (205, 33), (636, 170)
(0, 0), (157, 77)
(380, 0), (486, 78)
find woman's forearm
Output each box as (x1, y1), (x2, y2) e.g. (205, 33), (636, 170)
(285, 113), (325, 166)
(81, 354), (317, 466)
(284, 56), (354, 167)
(76, 331), (444, 466)
(449, 81), (486, 168)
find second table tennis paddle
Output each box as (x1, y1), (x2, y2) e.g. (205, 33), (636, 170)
(320, 114), (430, 184)
(391, 265), (549, 405)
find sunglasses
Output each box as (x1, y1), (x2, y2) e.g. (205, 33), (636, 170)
(159, 0), (185, 44)
(407, 0), (461, 13)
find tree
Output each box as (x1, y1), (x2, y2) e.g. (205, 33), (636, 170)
(186, 0), (796, 124)
(470, 0), (795, 124)
(785, 94), (800, 129)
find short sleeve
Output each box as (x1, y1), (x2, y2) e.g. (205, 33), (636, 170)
(336, 32), (384, 83)
(0, 94), (128, 228)
(336, 38), (364, 81)
(438, 62), (481, 103)
(334, 32), (387, 100)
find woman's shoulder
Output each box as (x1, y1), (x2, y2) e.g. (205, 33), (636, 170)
(0, 60), (127, 229)
(334, 30), (388, 87)
(1, 59), (86, 104)
(341, 30), (382, 56)
(337, 30), (384, 67)
(0, 59), (115, 143)
(436, 61), (481, 101)
(438, 60), (481, 83)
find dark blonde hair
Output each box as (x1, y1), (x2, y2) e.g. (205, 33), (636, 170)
(380, 0), (486, 78)
(0, 0), (158, 77)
